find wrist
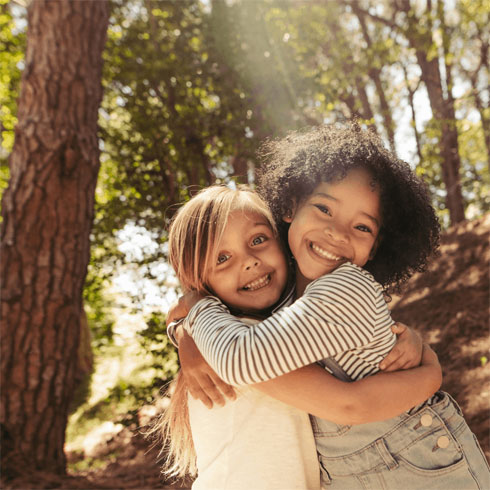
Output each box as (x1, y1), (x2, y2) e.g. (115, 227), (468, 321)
(167, 318), (185, 347)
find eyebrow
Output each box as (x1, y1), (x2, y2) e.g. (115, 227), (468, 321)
(313, 192), (380, 228)
(252, 221), (272, 228)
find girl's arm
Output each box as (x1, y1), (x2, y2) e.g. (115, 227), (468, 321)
(173, 324), (236, 408)
(253, 344), (441, 425)
(183, 265), (397, 386)
(170, 309), (422, 409)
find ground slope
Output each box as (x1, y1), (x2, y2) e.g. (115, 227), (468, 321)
(391, 213), (490, 460)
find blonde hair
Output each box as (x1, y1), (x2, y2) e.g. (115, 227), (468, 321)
(153, 185), (278, 479)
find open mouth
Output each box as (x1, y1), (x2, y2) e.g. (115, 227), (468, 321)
(242, 273), (271, 291)
(310, 242), (343, 261)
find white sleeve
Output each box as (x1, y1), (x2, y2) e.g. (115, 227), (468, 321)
(184, 265), (383, 386)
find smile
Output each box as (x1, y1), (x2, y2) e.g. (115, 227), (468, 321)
(242, 274), (271, 291)
(310, 242), (342, 261)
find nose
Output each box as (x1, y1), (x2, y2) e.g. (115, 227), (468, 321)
(244, 255), (260, 270)
(325, 222), (348, 243)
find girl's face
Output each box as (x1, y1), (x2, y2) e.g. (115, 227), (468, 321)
(207, 210), (288, 313)
(285, 168), (381, 293)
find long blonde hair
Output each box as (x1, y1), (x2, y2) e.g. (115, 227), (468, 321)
(152, 185), (277, 479)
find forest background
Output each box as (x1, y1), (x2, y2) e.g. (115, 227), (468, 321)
(0, 0), (488, 486)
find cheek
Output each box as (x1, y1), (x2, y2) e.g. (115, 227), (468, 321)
(287, 222), (300, 249)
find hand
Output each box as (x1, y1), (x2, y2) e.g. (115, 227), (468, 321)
(179, 328), (236, 408)
(166, 291), (205, 326)
(379, 322), (423, 371)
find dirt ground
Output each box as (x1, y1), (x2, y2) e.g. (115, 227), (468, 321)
(4, 214), (489, 489)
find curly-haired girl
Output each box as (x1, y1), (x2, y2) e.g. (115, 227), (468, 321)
(172, 123), (490, 489)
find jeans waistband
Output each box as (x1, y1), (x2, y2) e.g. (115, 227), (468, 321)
(318, 391), (464, 476)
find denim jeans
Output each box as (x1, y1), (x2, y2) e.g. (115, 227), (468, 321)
(312, 386), (490, 489)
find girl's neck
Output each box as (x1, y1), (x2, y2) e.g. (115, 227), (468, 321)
(294, 264), (312, 298)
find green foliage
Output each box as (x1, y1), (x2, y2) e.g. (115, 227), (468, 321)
(418, 116), (489, 226)
(83, 259), (116, 351)
(0, 1), (25, 192)
(96, 0), (261, 249)
(3, 1), (489, 418)
(68, 453), (118, 473)
(137, 311), (179, 381)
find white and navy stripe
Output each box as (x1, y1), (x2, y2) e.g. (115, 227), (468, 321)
(184, 262), (396, 386)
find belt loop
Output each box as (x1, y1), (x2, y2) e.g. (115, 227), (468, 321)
(445, 391), (463, 416)
(375, 439), (398, 471)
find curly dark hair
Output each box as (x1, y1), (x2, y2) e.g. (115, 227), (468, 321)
(256, 122), (440, 291)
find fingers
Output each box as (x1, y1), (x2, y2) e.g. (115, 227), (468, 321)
(381, 346), (420, 371)
(382, 357), (414, 372)
(187, 373), (228, 408)
(210, 374), (236, 402)
(391, 322), (407, 335)
(379, 347), (403, 371)
(187, 382), (215, 409)
(198, 374), (227, 407)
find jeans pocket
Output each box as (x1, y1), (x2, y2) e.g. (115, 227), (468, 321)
(396, 425), (465, 476)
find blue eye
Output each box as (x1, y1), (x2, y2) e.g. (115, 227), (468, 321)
(251, 235), (266, 246)
(314, 204), (331, 215)
(217, 254), (230, 264)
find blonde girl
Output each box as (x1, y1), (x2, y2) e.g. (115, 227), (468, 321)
(154, 185), (320, 489)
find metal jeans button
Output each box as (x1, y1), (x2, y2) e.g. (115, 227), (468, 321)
(437, 436), (450, 448)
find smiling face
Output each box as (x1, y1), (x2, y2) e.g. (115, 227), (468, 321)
(206, 210), (288, 314)
(285, 168), (381, 295)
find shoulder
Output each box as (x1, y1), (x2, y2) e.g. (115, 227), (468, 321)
(304, 262), (382, 302)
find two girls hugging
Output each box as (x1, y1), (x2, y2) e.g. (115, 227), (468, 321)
(152, 123), (489, 489)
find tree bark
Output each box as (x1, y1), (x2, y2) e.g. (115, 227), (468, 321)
(352, 1), (396, 152)
(400, 0), (465, 223)
(0, 0), (109, 477)
(401, 63), (423, 163)
(349, 0), (466, 224)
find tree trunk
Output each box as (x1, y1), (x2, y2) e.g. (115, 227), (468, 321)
(350, 0), (467, 224)
(0, 0), (109, 477)
(352, 1), (396, 152)
(412, 44), (465, 223)
(401, 0), (465, 223)
(401, 63), (423, 163)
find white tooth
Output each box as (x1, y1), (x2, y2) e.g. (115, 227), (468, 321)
(244, 274), (270, 291)
(311, 243), (341, 261)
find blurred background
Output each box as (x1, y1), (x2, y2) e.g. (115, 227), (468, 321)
(1, 0), (488, 487)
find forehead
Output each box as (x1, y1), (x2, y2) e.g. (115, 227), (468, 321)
(313, 168), (378, 195)
(311, 168), (381, 216)
(210, 210), (274, 259)
(225, 209), (271, 227)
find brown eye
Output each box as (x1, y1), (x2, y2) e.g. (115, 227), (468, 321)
(356, 224), (372, 233)
(314, 204), (331, 215)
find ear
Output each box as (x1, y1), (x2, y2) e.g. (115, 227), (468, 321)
(282, 201), (297, 223)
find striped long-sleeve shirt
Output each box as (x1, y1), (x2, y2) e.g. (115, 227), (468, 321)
(183, 262), (396, 386)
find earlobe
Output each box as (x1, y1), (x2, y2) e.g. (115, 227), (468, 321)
(282, 202), (296, 223)
(283, 211), (293, 223)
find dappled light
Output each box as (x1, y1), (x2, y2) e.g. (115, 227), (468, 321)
(1, 0), (488, 488)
